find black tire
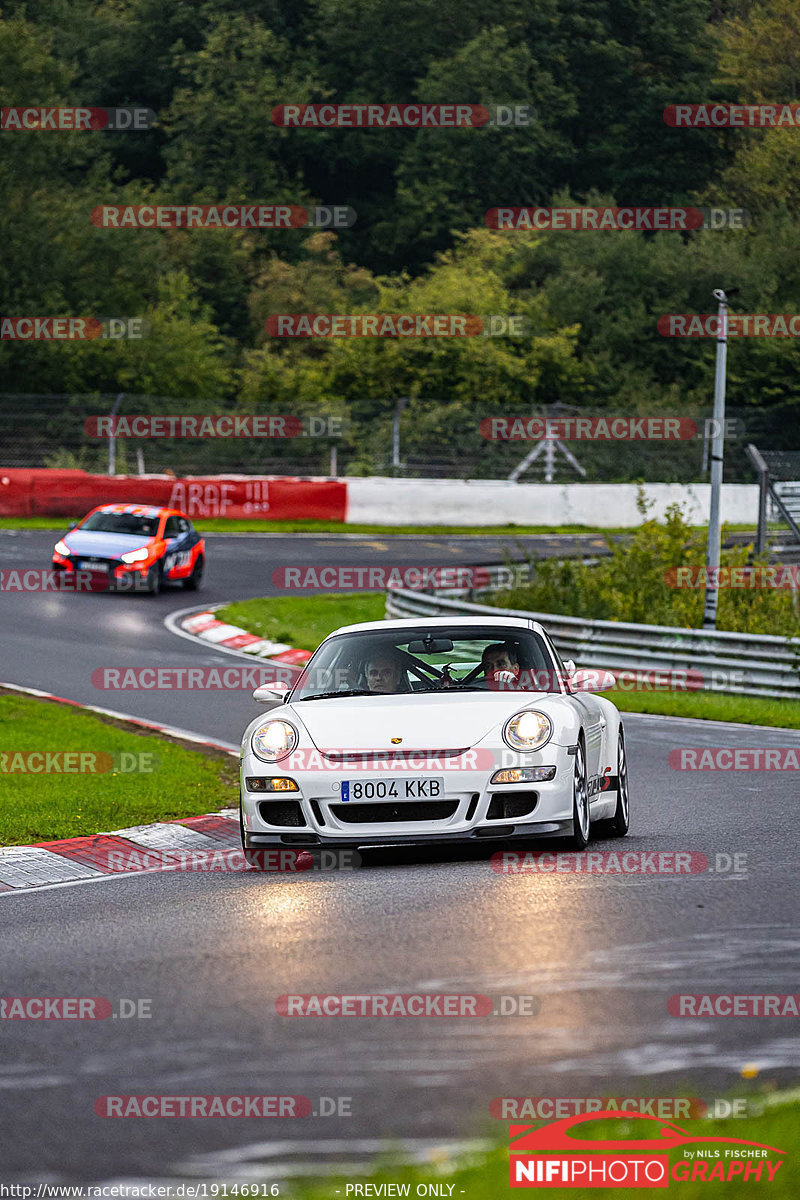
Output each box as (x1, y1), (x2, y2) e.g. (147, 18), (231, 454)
(604, 729), (630, 838)
(143, 563), (161, 595)
(567, 739), (590, 850)
(182, 555), (204, 591)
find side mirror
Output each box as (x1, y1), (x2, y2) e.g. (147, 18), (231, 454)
(570, 668), (617, 693)
(563, 659), (576, 675)
(68, 521), (78, 530)
(253, 683), (290, 708)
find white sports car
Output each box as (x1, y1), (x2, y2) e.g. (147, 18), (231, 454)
(239, 616), (629, 858)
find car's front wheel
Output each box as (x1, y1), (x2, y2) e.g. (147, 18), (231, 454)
(182, 555), (204, 591)
(143, 563), (161, 595)
(567, 740), (590, 850)
(604, 729), (630, 838)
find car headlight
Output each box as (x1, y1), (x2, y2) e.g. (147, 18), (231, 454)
(251, 720), (298, 762)
(503, 710), (553, 752)
(120, 546), (150, 564)
(54, 540), (69, 555)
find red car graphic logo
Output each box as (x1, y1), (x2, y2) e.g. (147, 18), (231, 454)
(510, 1110), (785, 1154)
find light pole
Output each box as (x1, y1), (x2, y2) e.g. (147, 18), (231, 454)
(702, 290), (730, 629)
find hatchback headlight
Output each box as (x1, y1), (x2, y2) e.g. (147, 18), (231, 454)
(54, 540), (70, 556)
(503, 710), (553, 752)
(251, 720), (298, 762)
(120, 546), (150, 564)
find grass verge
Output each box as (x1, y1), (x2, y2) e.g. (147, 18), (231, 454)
(604, 687), (800, 728)
(0, 516), (765, 536)
(0, 691), (237, 845)
(218, 594), (800, 727)
(217, 593), (385, 652)
(289, 1099), (799, 1198)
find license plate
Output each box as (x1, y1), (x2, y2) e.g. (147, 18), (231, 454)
(339, 778), (443, 802)
(78, 559), (109, 571)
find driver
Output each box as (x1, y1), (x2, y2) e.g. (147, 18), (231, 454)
(481, 642), (521, 686)
(365, 652), (405, 694)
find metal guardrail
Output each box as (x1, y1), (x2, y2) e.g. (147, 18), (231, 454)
(385, 573), (800, 700)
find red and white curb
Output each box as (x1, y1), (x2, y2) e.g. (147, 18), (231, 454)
(0, 680), (241, 895)
(0, 812), (242, 894)
(175, 605), (311, 668)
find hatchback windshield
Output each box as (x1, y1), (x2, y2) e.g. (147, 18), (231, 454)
(80, 513), (160, 537)
(291, 626), (563, 700)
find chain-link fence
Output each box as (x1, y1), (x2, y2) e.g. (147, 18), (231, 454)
(2, 393), (798, 484)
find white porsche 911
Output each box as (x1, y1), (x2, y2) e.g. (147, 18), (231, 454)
(239, 616), (629, 859)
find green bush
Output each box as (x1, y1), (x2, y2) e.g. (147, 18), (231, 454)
(488, 498), (800, 638)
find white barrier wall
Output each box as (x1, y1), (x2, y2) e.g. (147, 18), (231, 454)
(345, 479), (759, 527)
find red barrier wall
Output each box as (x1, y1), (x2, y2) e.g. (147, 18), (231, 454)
(0, 470), (347, 521)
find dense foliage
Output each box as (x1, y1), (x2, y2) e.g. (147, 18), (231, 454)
(2, 0), (800, 467)
(487, 499), (800, 636)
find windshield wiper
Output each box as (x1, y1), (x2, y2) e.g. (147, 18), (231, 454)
(411, 684), (488, 693)
(296, 689), (374, 701)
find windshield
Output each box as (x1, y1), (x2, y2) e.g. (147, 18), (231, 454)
(291, 625), (564, 701)
(80, 513), (160, 537)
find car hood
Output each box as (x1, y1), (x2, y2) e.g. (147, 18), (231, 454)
(287, 691), (555, 752)
(61, 530), (156, 558)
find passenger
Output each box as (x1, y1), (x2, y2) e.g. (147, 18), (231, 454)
(481, 642), (523, 689)
(365, 652), (405, 694)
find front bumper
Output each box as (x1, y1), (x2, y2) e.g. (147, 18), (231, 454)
(240, 743), (576, 846)
(52, 556), (152, 591)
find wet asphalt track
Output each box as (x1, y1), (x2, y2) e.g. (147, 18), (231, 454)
(1, 528), (799, 1184)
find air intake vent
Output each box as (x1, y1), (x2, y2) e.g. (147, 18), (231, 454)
(486, 792), (538, 820)
(258, 800), (306, 827)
